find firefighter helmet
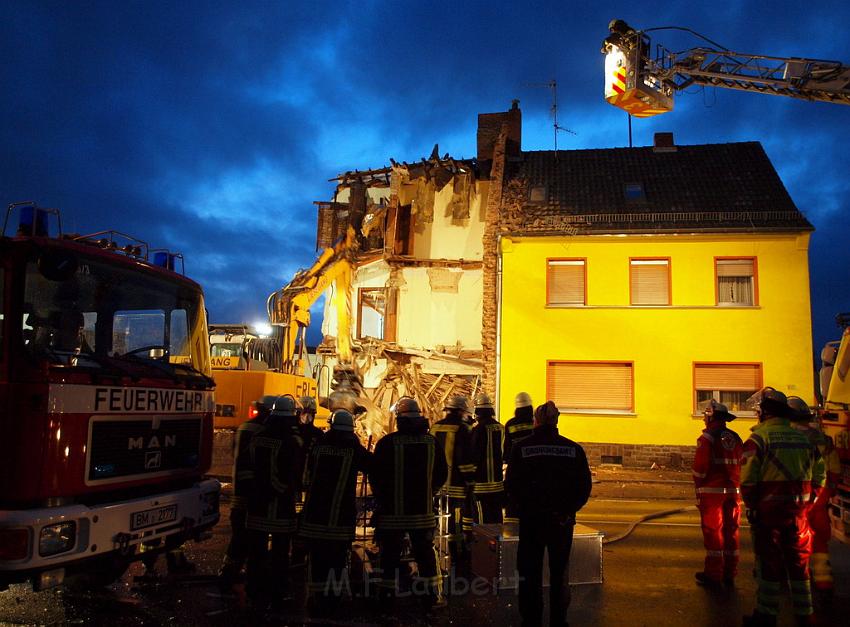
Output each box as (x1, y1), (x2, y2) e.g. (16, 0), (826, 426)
(299, 396), (317, 414)
(746, 386), (791, 418)
(786, 396), (813, 422)
(474, 393), (494, 410)
(330, 409), (355, 432)
(515, 392), (533, 408)
(702, 399), (736, 422)
(270, 394), (298, 417)
(444, 395), (470, 413)
(394, 397), (422, 418)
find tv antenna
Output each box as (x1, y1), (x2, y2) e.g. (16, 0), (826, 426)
(526, 79), (576, 150)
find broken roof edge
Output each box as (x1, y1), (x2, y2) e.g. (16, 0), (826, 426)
(502, 224), (814, 238)
(328, 155), (480, 183)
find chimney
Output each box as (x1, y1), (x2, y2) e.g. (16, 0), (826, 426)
(653, 132), (676, 152)
(477, 100), (522, 161)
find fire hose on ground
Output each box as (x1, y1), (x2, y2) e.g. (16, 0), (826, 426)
(601, 504), (698, 544)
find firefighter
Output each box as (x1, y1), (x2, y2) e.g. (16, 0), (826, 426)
(370, 397), (448, 607)
(787, 396), (842, 598)
(503, 391), (535, 524)
(469, 393), (505, 524)
(431, 395), (476, 571)
(692, 399), (743, 589)
(505, 400), (592, 627)
(293, 395), (324, 564)
(218, 395), (275, 588)
(741, 387), (825, 627)
(244, 394), (305, 610)
(299, 409), (370, 611)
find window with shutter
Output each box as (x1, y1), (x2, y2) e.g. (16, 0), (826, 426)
(547, 259), (586, 305)
(716, 258), (757, 306)
(630, 259), (670, 305)
(547, 361), (634, 412)
(694, 362), (762, 415)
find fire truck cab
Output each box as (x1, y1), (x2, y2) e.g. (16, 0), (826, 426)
(0, 204), (220, 591)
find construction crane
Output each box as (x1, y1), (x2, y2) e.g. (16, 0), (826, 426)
(601, 18), (850, 118)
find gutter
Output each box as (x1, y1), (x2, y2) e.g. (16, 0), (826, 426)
(494, 234), (503, 419)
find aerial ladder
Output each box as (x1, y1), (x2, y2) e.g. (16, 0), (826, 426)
(601, 19), (850, 118)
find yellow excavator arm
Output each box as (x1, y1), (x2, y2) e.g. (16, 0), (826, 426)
(267, 226), (357, 375)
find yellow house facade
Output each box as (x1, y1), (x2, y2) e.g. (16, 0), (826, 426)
(482, 119), (815, 466)
(497, 232), (814, 455)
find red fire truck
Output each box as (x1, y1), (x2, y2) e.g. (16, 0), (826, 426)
(0, 203), (220, 591)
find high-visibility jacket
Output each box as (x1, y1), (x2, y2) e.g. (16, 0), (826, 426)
(792, 423), (841, 494)
(245, 417), (304, 533)
(503, 409), (534, 463)
(741, 417), (825, 516)
(470, 415), (505, 494)
(231, 415), (265, 509)
(299, 430), (370, 541)
(692, 420), (743, 496)
(370, 418), (448, 530)
(431, 413), (476, 498)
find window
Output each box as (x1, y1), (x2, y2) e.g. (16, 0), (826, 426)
(694, 363), (762, 415)
(716, 258), (757, 306)
(624, 182), (645, 202)
(357, 288), (385, 339)
(547, 259), (586, 305)
(528, 185), (547, 204)
(548, 361), (634, 413)
(630, 258), (670, 305)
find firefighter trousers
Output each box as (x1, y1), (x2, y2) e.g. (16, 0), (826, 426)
(808, 496), (834, 591)
(697, 494), (740, 582)
(219, 506), (249, 584)
(246, 530), (292, 604)
(446, 496), (470, 564)
(517, 514), (574, 627)
(472, 492), (504, 525)
(376, 527), (443, 600)
(752, 513), (813, 617)
(307, 539), (350, 600)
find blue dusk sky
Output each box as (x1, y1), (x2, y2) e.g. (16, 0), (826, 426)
(2, 1), (848, 360)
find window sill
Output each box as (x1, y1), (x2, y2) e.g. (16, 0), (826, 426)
(544, 304), (762, 310)
(557, 408), (637, 417)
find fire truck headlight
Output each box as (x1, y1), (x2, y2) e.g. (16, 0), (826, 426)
(0, 528), (30, 561)
(38, 521), (76, 557)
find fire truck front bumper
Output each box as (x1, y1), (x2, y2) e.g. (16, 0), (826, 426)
(0, 478), (220, 590)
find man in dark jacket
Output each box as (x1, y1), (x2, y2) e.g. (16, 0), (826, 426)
(300, 409), (370, 610)
(431, 395), (476, 568)
(370, 397), (448, 607)
(469, 393), (505, 524)
(244, 395), (304, 610)
(218, 395), (274, 588)
(503, 391), (535, 524)
(505, 401), (592, 627)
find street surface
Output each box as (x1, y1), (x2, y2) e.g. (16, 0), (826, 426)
(1, 494), (848, 626)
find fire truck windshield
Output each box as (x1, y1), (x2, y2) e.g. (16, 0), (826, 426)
(22, 254), (209, 375)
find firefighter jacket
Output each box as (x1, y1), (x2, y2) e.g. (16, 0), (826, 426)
(245, 417), (304, 533)
(503, 407), (535, 463)
(299, 422), (325, 492)
(231, 415), (266, 509)
(299, 430), (370, 541)
(741, 417), (826, 516)
(470, 415), (505, 494)
(692, 420), (744, 496)
(505, 424), (592, 519)
(369, 417), (448, 530)
(792, 423), (842, 494)
(431, 413), (476, 498)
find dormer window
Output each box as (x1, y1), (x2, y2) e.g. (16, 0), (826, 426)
(624, 182), (645, 202)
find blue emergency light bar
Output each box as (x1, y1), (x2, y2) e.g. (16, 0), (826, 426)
(151, 250), (185, 274)
(3, 202), (62, 237)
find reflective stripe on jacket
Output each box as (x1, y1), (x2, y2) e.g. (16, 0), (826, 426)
(692, 421), (743, 496)
(470, 418), (505, 494)
(432, 415), (475, 498)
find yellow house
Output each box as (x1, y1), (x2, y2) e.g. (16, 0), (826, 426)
(490, 132), (815, 466)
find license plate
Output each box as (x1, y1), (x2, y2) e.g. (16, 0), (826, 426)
(130, 504), (178, 531)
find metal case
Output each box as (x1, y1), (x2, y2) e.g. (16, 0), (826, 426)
(470, 523), (603, 591)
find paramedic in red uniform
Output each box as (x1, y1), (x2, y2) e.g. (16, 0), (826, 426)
(692, 399), (744, 588)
